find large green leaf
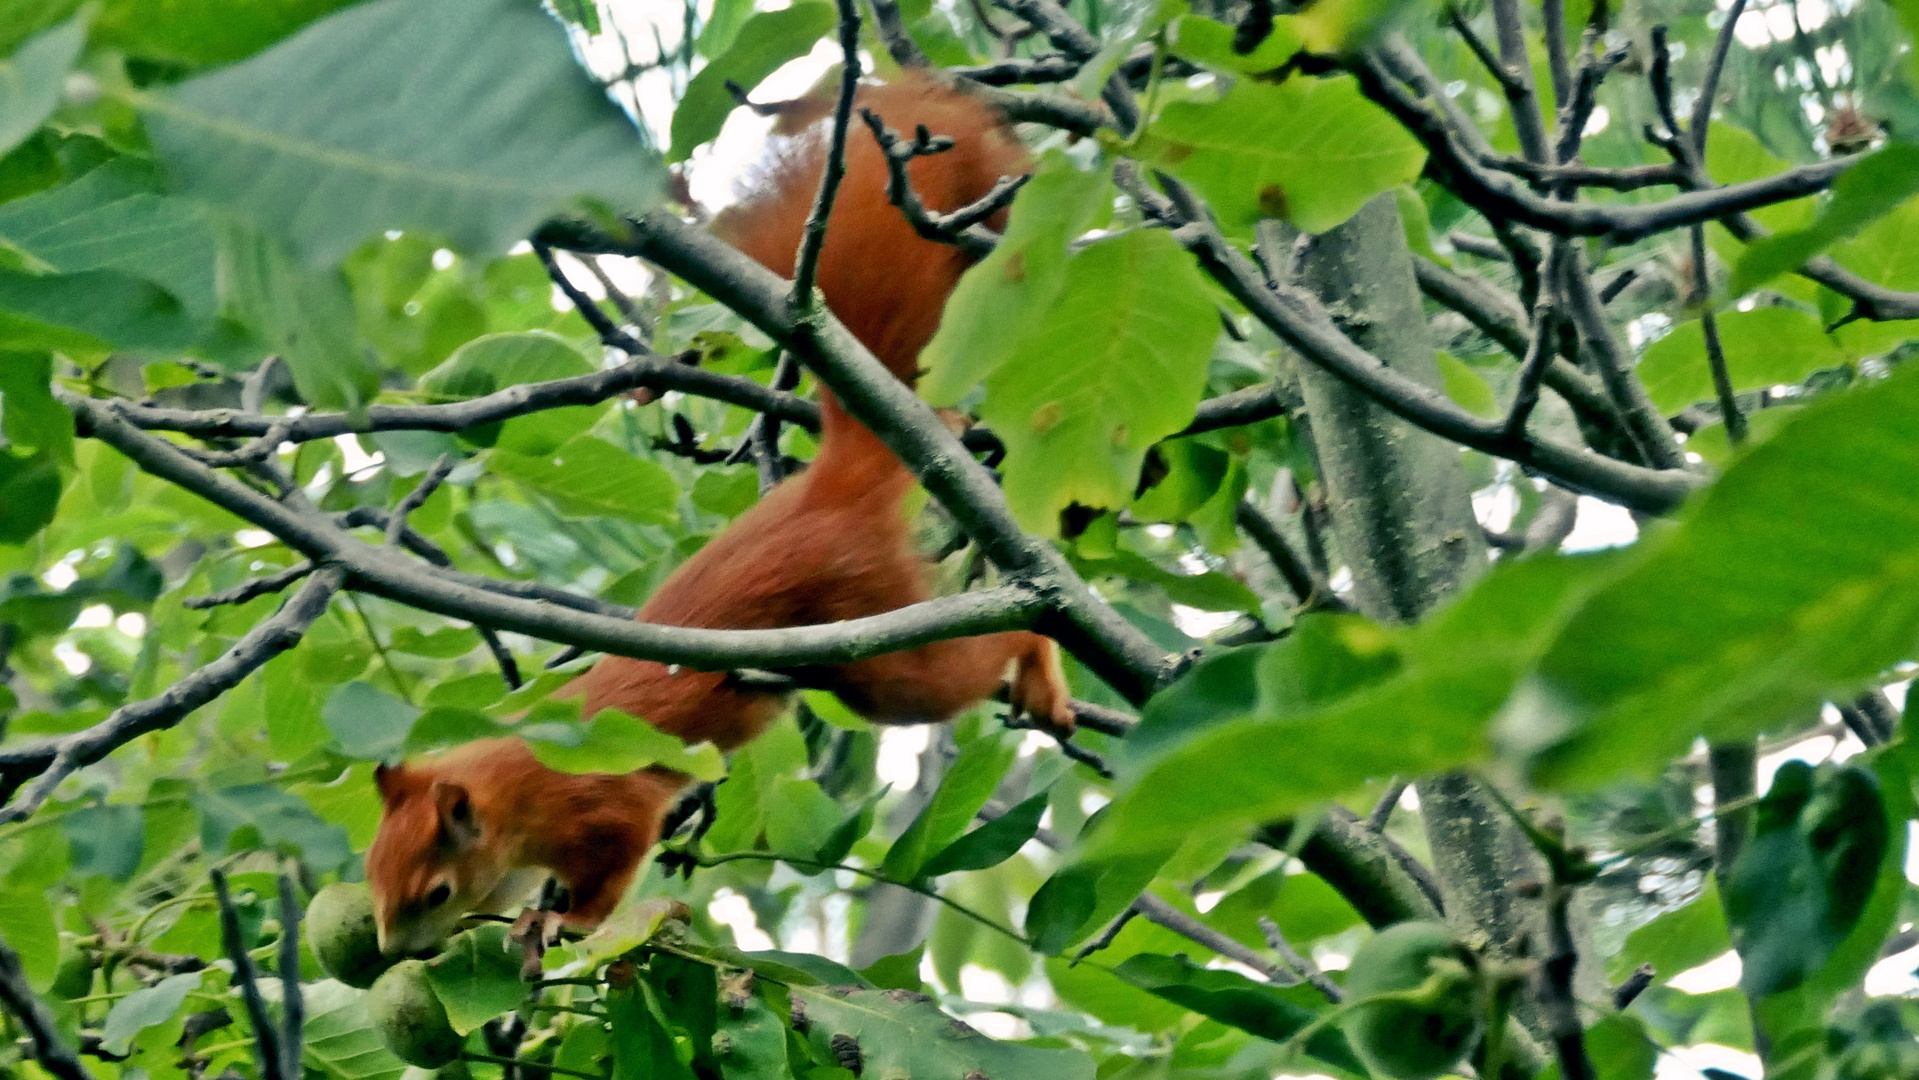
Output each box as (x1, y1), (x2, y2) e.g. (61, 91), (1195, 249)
(1725, 761), (1888, 997)
(919, 152), (1112, 407)
(1140, 75), (1426, 235)
(489, 435), (679, 525)
(1732, 146), (1919, 296)
(0, 888), (57, 990)
(1527, 364), (1919, 787)
(101, 971), (202, 1054)
(0, 11), (85, 159)
(0, 159), (218, 317)
(424, 924), (527, 1035)
(1605, 879), (1730, 985)
(195, 783), (353, 872)
(1113, 954), (1361, 1073)
(1085, 552), (1613, 861)
(523, 708), (725, 781)
(215, 220), (377, 410)
(0, 267), (205, 350)
(94, 0), (367, 66)
(418, 330), (598, 454)
(791, 981), (1096, 1080)
(136, 0), (665, 268)
(299, 979), (409, 1080)
(667, 1), (835, 163)
(882, 731), (1019, 882)
(981, 229), (1220, 533)
(920, 790), (1049, 878)
(1636, 306), (1846, 413)
(321, 681), (422, 760)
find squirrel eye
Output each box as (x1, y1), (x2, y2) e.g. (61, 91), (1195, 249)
(425, 883), (452, 909)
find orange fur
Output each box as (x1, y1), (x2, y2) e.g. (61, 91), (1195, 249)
(366, 74), (1071, 954)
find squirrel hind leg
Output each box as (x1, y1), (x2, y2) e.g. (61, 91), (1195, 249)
(1008, 634), (1075, 734)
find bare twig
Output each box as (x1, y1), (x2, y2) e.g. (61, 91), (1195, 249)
(386, 454), (456, 546)
(184, 420), (293, 469)
(1132, 894), (1298, 983)
(1611, 963), (1655, 1009)
(1690, 0), (1752, 155)
(211, 870), (284, 1080)
(1235, 501), (1339, 610)
(865, 0), (929, 67)
(858, 109), (1030, 257)
(182, 562), (317, 610)
(0, 568), (347, 818)
(791, 0), (864, 311)
(1364, 779), (1408, 832)
(1258, 916), (1343, 1002)
(275, 874), (304, 1080)
(1690, 226), (1745, 444)
(0, 932), (92, 1080)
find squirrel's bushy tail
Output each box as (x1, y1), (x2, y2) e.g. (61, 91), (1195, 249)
(710, 73), (1030, 498)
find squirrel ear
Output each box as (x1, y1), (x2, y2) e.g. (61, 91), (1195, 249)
(373, 762), (405, 806)
(433, 781), (480, 848)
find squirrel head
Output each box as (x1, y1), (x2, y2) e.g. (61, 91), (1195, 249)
(366, 757), (515, 957)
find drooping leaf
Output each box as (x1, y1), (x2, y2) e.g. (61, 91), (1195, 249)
(94, 0), (367, 66)
(195, 783), (353, 871)
(136, 0), (665, 267)
(608, 976), (696, 1080)
(62, 803), (146, 882)
(883, 731), (1019, 882)
(0, 888), (58, 991)
(417, 331), (598, 454)
(920, 790), (1049, 878)
(1139, 76), (1426, 236)
(712, 983), (790, 1080)
(1606, 878), (1731, 986)
(524, 708), (725, 781)
(299, 979), (409, 1080)
(1724, 761), (1889, 997)
(101, 970), (203, 1054)
(1114, 953), (1362, 1072)
(214, 219), (377, 410)
(321, 681), (423, 760)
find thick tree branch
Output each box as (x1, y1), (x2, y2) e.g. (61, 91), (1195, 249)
(108, 355), (820, 443)
(564, 213), (1181, 703)
(60, 391), (1058, 674)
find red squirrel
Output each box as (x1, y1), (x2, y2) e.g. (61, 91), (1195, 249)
(366, 74), (1073, 956)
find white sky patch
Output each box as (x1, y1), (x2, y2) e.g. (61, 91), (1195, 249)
(875, 725), (930, 789)
(116, 613), (147, 637)
(334, 433), (384, 476)
(1172, 604), (1239, 638)
(1656, 1045), (1764, 1080)
(1559, 497), (1639, 552)
(72, 604), (113, 629)
(52, 641), (92, 676)
(1865, 938), (1919, 996)
(687, 41), (843, 212)
(1667, 950), (1741, 994)
(236, 529), (277, 549)
(707, 889), (777, 950)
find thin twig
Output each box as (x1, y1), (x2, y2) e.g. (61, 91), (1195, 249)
(1690, 0), (1752, 155)
(184, 421), (293, 469)
(1364, 779), (1408, 832)
(1690, 226), (1745, 443)
(1258, 916), (1344, 1002)
(211, 870), (284, 1080)
(386, 454), (456, 546)
(1611, 963), (1655, 1009)
(1235, 502), (1339, 610)
(791, 0), (864, 312)
(1070, 905), (1140, 963)
(275, 874), (303, 1080)
(182, 562), (317, 610)
(0, 932), (92, 1080)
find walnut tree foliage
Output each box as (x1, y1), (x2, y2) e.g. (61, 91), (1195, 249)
(0, 0), (1917, 1079)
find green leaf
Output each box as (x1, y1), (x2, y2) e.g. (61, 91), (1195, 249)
(920, 790), (1048, 878)
(1528, 363), (1919, 786)
(216, 219), (378, 410)
(101, 970), (202, 1054)
(424, 924), (527, 1034)
(94, 0), (366, 66)
(713, 985), (790, 1080)
(668, 2), (836, 163)
(321, 681), (423, 760)
(1731, 146), (1919, 296)
(815, 784), (890, 866)
(608, 978), (695, 1080)
(1436, 351), (1498, 418)
(790, 981), (1096, 1080)
(1165, 13), (1303, 73)
(0, 267), (206, 350)
(1636, 307), (1847, 412)
(1606, 878), (1730, 986)
(763, 778), (845, 866)
(883, 732), (1019, 882)
(1725, 761), (1889, 997)
(136, 0), (665, 267)
(1140, 76), (1426, 236)
(62, 803), (145, 882)
(570, 898), (684, 968)
(417, 331), (598, 454)
(980, 229), (1221, 532)
(524, 708), (725, 781)
(1114, 953), (1362, 1073)
(489, 435), (680, 525)
(0, 159), (218, 317)
(0, 350), (71, 460)
(1090, 552), (1614, 860)
(299, 979), (409, 1080)
(0, 11), (86, 159)
(1567, 1013), (1657, 1080)
(919, 153), (1113, 406)
(0, 446), (62, 544)
(195, 782), (353, 871)
(0, 888), (57, 991)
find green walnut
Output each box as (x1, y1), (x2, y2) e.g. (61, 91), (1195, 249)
(308, 883), (392, 989)
(50, 937), (94, 1000)
(1342, 921), (1480, 1080)
(369, 959), (463, 1068)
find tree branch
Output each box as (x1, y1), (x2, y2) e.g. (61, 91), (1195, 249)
(0, 933), (92, 1080)
(791, 0), (865, 310)
(0, 566), (347, 819)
